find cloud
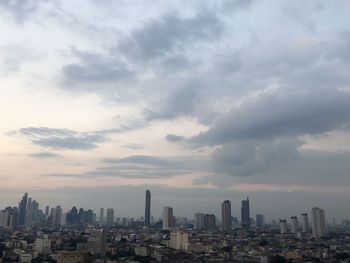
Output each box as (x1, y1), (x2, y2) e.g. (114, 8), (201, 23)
(13, 127), (107, 150)
(118, 11), (223, 61)
(47, 155), (211, 179)
(190, 89), (350, 145)
(165, 134), (185, 142)
(0, 0), (40, 21)
(29, 152), (61, 159)
(62, 49), (133, 87)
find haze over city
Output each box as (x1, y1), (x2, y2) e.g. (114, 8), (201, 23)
(1, 0), (350, 221)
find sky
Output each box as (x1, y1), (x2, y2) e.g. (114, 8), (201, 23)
(1, 0), (350, 221)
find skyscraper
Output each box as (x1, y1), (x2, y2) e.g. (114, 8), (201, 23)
(256, 214), (265, 228)
(221, 200), (232, 232)
(311, 207), (326, 237)
(280, 219), (288, 234)
(162, 207), (175, 230)
(99, 208), (104, 226)
(194, 213), (205, 231)
(145, 190), (151, 227)
(55, 205), (62, 226)
(106, 208), (114, 226)
(301, 213), (309, 233)
(204, 214), (216, 230)
(18, 193), (28, 225)
(241, 197), (250, 231)
(291, 216), (298, 234)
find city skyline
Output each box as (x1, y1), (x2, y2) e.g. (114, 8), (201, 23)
(1, 192), (337, 225)
(1, 0), (350, 219)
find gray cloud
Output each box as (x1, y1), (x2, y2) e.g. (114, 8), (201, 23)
(62, 49), (133, 88)
(47, 154), (211, 179)
(0, 0), (40, 21)
(29, 152), (61, 159)
(13, 127), (107, 150)
(118, 12), (223, 61)
(190, 89), (350, 145)
(165, 134), (185, 142)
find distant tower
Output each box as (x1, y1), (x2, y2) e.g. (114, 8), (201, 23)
(45, 206), (49, 217)
(290, 216), (298, 233)
(145, 190), (151, 227)
(301, 213), (309, 233)
(256, 214), (265, 228)
(280, 219), (288, 234)
(194, 213), (205, 230)
(162, 207), (174, 230)
(221, 200), (232, 232)
(99, 208), (104, 226)
(18, 193), (28, 225)
(106, 208), (114, 226)
(311, 207), (326, 237)
(55, 205), (62, 226)
(241, 197), (250, 231)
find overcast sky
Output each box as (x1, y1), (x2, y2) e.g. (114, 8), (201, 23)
(1, 0), (350, 221)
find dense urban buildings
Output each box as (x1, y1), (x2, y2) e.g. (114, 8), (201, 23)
(0, 192), (348, 263)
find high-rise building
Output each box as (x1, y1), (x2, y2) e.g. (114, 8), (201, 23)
(55, 205), (62, 226)
(241, 197), (250, 231)
(301, 213), (309, 233)
(204, 214), (216, 230)
(99, 208), (104, 226)
(311, 207), (326, 237)
(291, 216), (298, 233)
(221, 200), (232, 232)
(106, 208), (114, 226)
(256, 214), (265, 228)
(280, 219), (288, 234)
(18, 193), (28, 225)
(145, 190), (151, 227)
(194, 213), (205, 230)
(49, 207), (56, 226)
(162, 207), (175, 230)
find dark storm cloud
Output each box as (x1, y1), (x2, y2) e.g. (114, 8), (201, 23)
(118, 12), (223, 61)
(208, 139), (350, 187)
(13, 127), (107, 150)
(190, 89), (350, 145)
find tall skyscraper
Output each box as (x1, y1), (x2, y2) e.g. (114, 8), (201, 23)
(256, 214), (265, 228)
(18, 193), (28, 225)
(106, 208), (114, 226)
(241, 197), (250, 231)
(301, 213), (309, 233)
(311, 207), (326, 237)
(162, 207), (175, 230)
(145, 190), (151, 227)
(99, 208), (104, 226)
(55, 206), (62, 226)
(291, 216), (298, 233)
(221, 200), (232, 232)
